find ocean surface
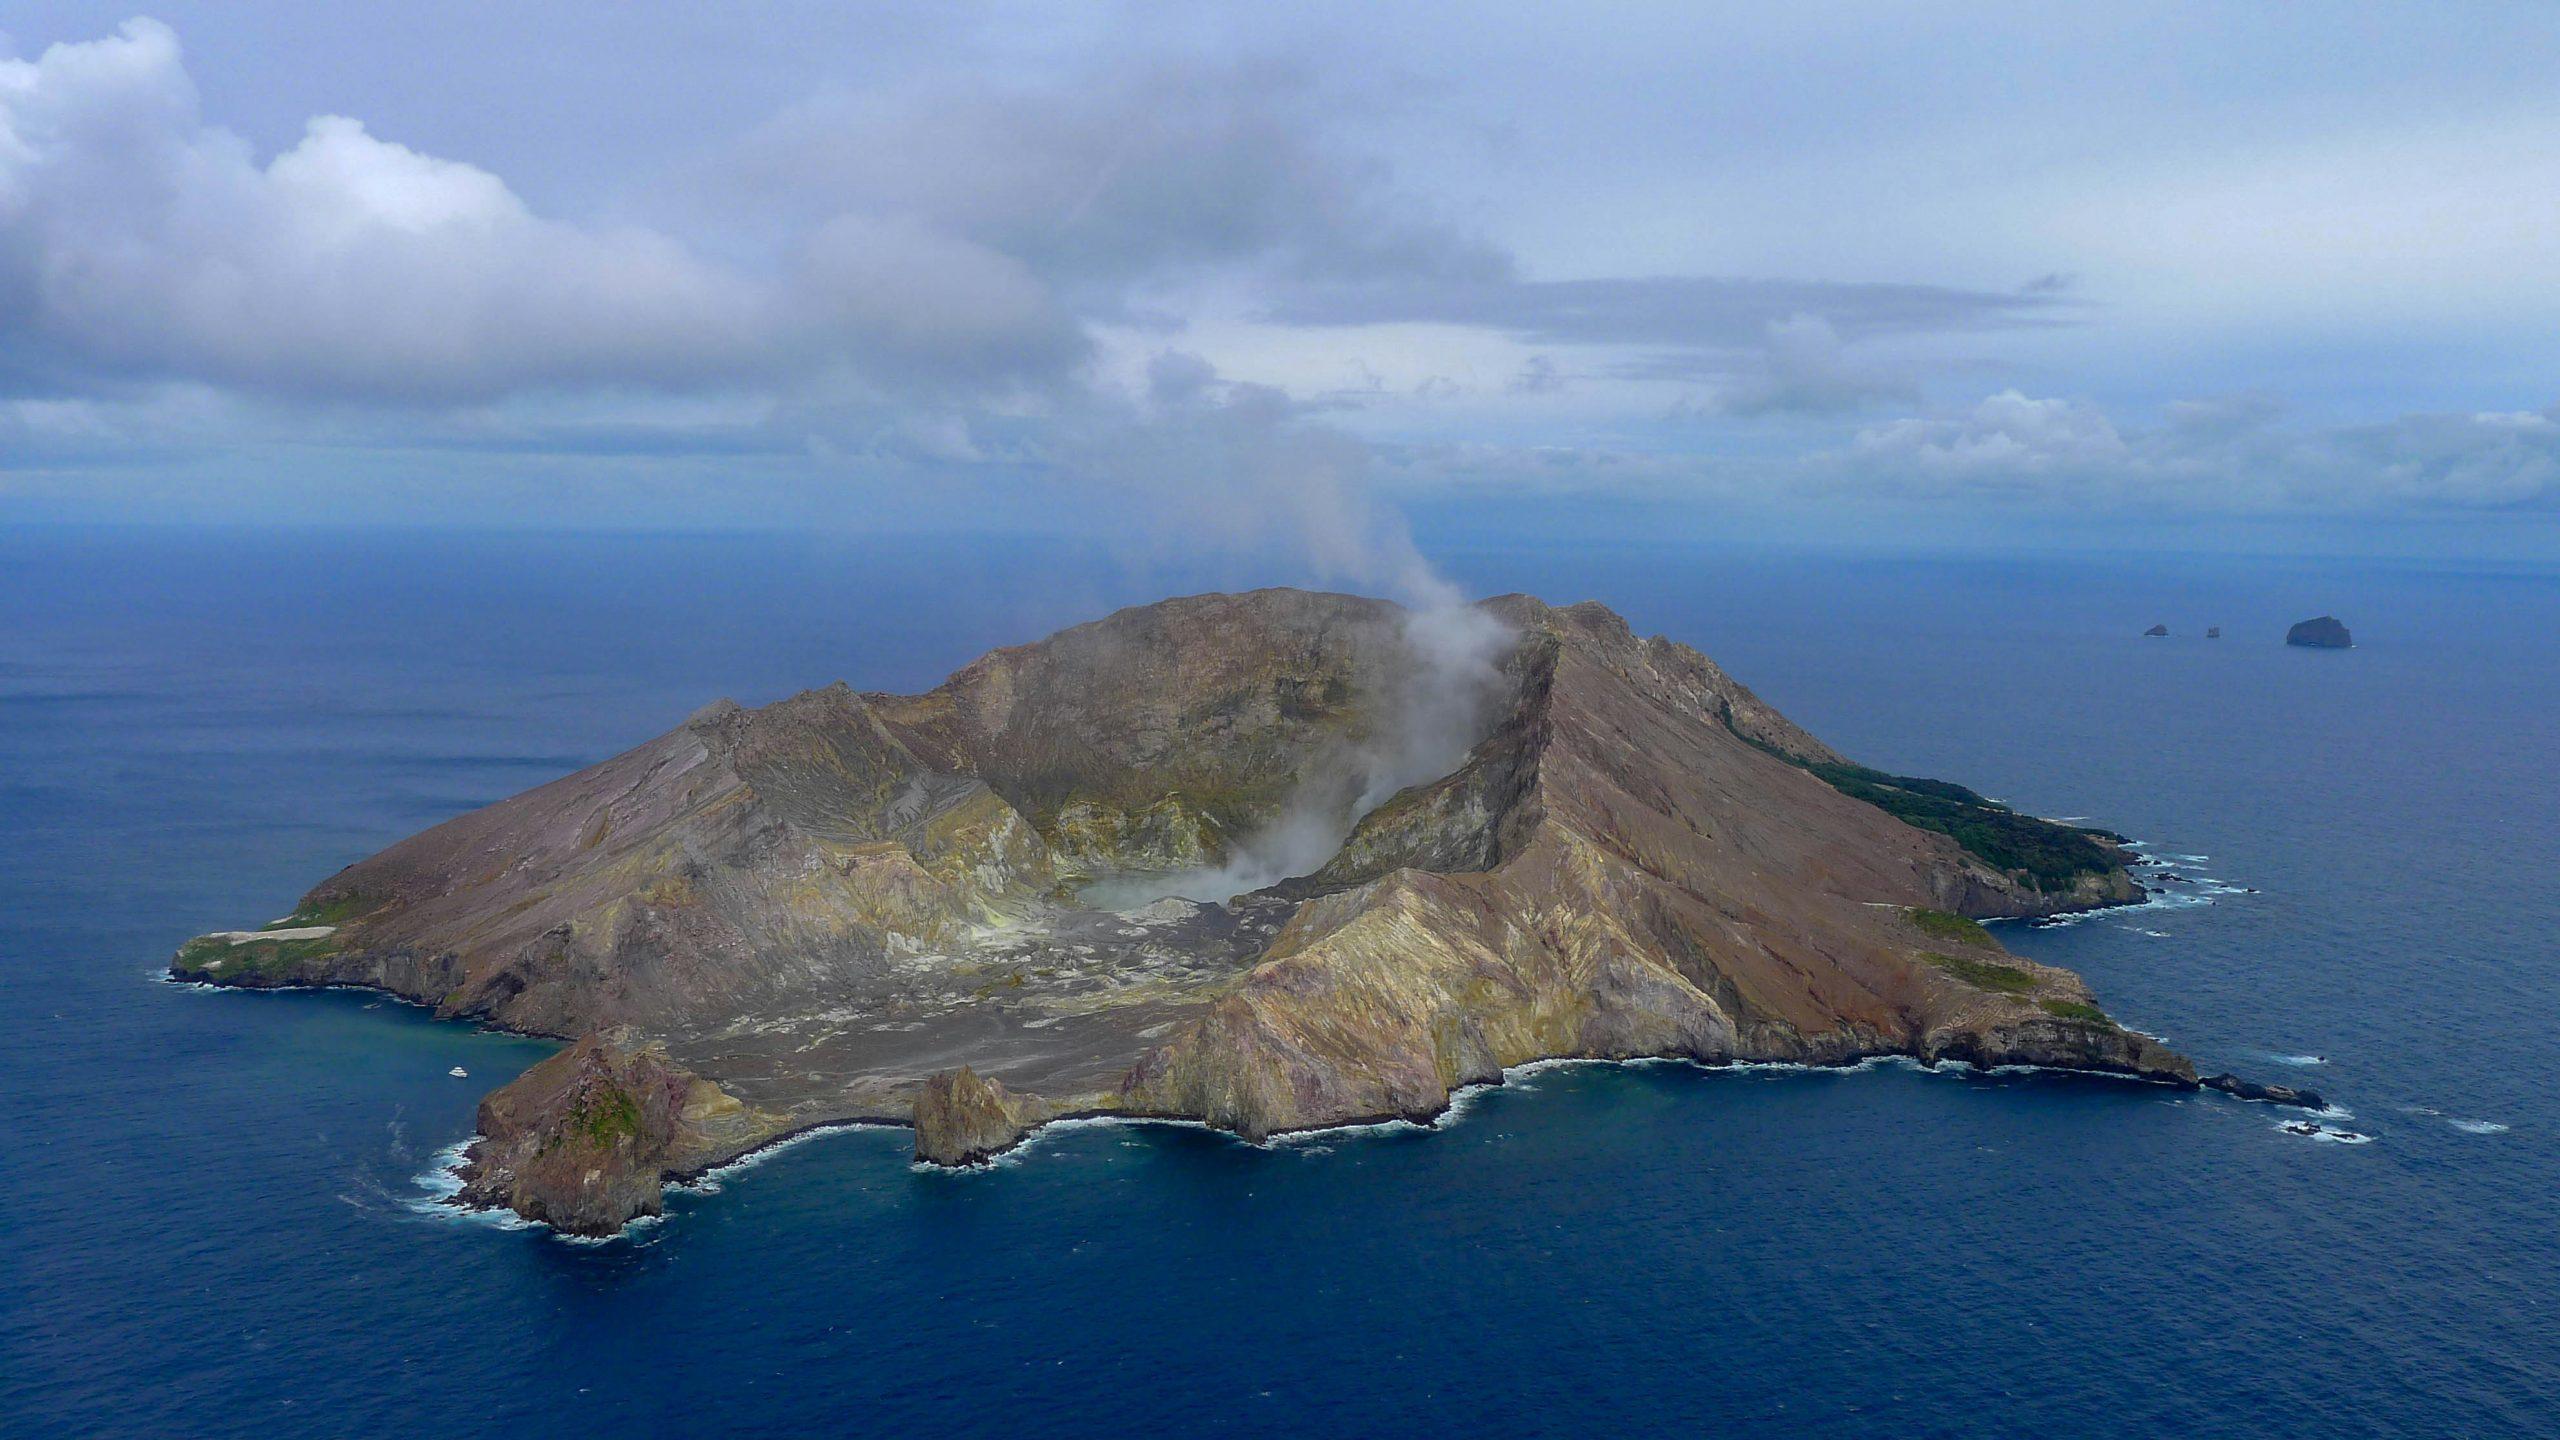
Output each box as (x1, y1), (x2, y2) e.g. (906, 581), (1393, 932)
(4, 525), (2554, 1437)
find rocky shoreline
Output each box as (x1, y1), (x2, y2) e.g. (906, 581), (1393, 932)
(417, 1047), (2316, 1240)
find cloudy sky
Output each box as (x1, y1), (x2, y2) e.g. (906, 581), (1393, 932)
(3, 3), (2556, 555)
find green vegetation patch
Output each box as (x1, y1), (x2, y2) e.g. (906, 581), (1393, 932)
(1809, 760), (2124, 893)
(1922, 950), (2036, 995)
(2039, 998), (2111, 1024)
(1905, 907), (1997, 948)
(1726, 719), (2125, 894)
(175, 932), (339, 979)
(569, 1086), (643, 1147)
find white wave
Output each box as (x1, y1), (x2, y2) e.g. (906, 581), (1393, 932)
(404, 1140), (537, 1232)
(2265, 1053), (2328, 1067)
(410, 1139), (471, 1200)
(673, 1120), (896, 1193)
(2448, 1118), (2512, 1135)
(913, 1111), (1228, 1172)
(1271, 1115), (1431, 1145)
(2278, 1120), (2373, 1144)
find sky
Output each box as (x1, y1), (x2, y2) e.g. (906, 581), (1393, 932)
(2, 3), (2556, 562)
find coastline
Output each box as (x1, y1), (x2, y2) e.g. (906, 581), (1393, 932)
(413, 1042), (2256, 1244)
(171, 871), (2318, 1244)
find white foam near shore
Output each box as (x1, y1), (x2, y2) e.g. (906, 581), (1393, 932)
(681, 1120), (899, 1193)
(2266, 1053), (2328, 1067)
(927, 1054), (1859, 1172)
(409, 1045), (2256, 1237)
(2448, 1118), (2512, 1135)
(406, 1141), (536, 1232)
(913, 1112), (1228, 1173)
(2029, 874), (2232, 927)
(2274, 1109), (2371, 1143)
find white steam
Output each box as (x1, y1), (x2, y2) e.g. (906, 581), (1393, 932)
(1081, 355), (1514, 906)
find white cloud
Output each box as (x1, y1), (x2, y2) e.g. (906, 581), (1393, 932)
(5, 13), (2551, 542)
(1839, 390), (2560, 509)
(0, 22), (775, 401)
(1852, 390), (2127, 476)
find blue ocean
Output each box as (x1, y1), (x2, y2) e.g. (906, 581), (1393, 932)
(5, 525), (2553, 1436)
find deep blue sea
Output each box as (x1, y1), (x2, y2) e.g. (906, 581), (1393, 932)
(4, 525), (2554, 1437)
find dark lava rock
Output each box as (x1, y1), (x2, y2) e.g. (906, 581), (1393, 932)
(2286, 616), (2352, 648)
(2143, 624), (2169, 637)
(2203, 1072), (2326, 1110)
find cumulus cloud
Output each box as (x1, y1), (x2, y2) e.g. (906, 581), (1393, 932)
(0, 22), (767, 401)
(7, 15), (2543, 541)
(1851, 390), (2129, 477)
(0, 21), (1097, 405)
(0, 20), (2073, 453)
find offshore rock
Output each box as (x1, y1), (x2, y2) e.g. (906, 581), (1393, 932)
(452, 1032), (776, 1237)
(914, 1066), (1038, 1165)
(2203, 1072), (2327, 1110)
(2286, 615), (2353, 648)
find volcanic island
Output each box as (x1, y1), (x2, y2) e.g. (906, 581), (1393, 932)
(174, 591), (2314, 1235)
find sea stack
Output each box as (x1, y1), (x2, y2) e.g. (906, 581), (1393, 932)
(2286, 616), (2352, 648)
(2144, 624), (2169, 637)
(2205, 627), (2221, 639)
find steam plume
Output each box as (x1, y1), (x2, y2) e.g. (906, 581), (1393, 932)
(1078, 354), (1513, 904)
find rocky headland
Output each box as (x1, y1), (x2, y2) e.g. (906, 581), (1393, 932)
(175, 590), (2299, 1236)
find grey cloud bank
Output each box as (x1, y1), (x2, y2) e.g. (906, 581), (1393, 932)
(2, 6), (2555, 547)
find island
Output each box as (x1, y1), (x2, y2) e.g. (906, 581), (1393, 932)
(2144, 624), (2169, 637)
(173, 592), (2315, 1235)
(2287, 615), (2353, 648)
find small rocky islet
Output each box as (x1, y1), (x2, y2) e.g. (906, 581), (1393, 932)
(175, 590), (2315, 1235)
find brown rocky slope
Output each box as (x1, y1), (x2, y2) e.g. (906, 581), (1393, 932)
(174, 590), (2291, 1236)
